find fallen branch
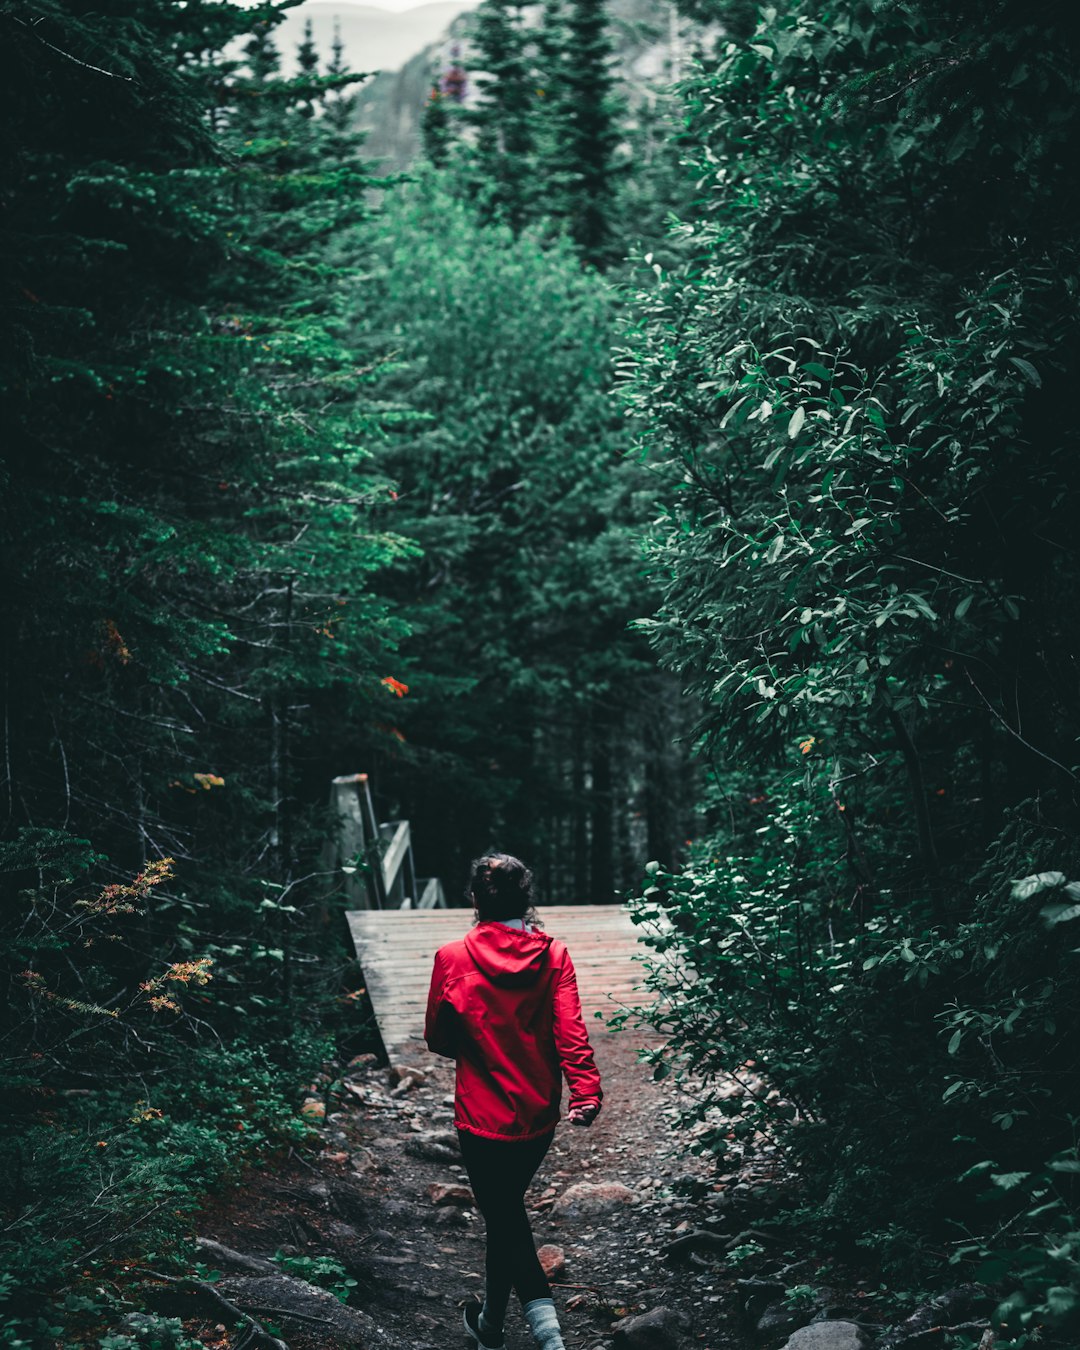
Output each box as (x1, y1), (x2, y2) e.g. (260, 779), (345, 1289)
(133, 1268), (288, 1350)
(243, 1305), (335, 1327)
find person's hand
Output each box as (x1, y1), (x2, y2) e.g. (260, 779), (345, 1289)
(568, 1102), (599, 1127)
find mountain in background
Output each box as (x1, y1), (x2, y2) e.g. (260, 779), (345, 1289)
(352, 0), (697, 169)
(272, 2), (478, 78)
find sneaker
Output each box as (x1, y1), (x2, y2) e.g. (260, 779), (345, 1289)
(463, 1301), (505, 1350)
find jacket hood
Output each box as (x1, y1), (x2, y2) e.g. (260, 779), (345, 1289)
(464, 922), (553, 987)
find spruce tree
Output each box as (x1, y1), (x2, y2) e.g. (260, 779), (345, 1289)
(0, 0), (406, 1093)
(324, 17), (363, 157)
(465, 0), (537, 228)
(552, 0), (621, 264)
(296, 16), (320, 116)
(422, 82), (453, 167)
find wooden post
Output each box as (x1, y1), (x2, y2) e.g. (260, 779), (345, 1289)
(325, 774), (387, 909)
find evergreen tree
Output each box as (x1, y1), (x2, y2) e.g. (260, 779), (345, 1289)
(296, 16), (321, 116)
(324, 17), (364, 157)
(550, 0), (622, 264)
(465, 0), (537, 228)
(421, 82), (453, 167)
(355, 177), (691, 898)
(0, 4), (409, 1316)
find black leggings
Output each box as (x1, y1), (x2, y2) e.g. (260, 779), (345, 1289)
(458, 1128), (554, 1318)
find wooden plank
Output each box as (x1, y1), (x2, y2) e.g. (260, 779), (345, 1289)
(346, 903), (661, 1056)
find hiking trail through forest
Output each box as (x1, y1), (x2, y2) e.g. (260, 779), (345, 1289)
(192, 1026), (777, 1350)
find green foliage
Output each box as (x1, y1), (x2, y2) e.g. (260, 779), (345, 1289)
(625, 790), (1080, 1340)
(0, 1), (394, 1333)
(272, 1251), (357, 1303)
(0, 0), (411, 915)
(0, 1033), (315, 1310)
(429, 0), (626, 265)
(357, 173), (688, 896)
(620, 0), (1080, 1339)
(464, 0), (538, 229)
(96, 1317), (206, 1350)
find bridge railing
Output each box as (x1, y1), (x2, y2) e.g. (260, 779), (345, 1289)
(324, 772), (444, 910)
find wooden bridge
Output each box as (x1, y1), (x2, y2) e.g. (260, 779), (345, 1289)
(346, 905), (656, 1060)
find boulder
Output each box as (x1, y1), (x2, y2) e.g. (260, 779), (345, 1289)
(552, 1182), (637, 1218)
(427, 1182), (475, 1207)
(214, 1272), (386, 1347)
(781, 1324), (870, 1350)
(538, 1244), (566, 1279)
(611, 1305), (692, 1349)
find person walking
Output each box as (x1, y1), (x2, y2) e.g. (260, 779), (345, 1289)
(424, 852), (603, 1350)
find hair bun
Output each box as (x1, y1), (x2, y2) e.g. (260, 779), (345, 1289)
(468, 852), (535, 922)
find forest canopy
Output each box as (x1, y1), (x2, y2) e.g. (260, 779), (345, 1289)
(2, 0), (1079, 1345)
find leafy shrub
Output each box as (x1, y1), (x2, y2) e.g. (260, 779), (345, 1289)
(272, 1251), (357, 1304)
(623, 783), (1080, 1345)
(618, 0), (1080, 1342)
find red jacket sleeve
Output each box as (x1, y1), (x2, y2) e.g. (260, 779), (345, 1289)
(424, 948), (457, 1059)
(552, 945), (603, 1113)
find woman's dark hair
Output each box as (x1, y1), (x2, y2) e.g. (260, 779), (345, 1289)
(468, 852), (540, 926)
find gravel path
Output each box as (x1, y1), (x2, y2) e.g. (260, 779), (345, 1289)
(196, 1020), (757, 1350)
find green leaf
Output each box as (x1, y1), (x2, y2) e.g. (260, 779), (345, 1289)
(947, 1028), (962, 1055)
(1008, 356), (1042, 388)
(990, 1171), (1030, 1190)
(801, 361), (833, 381)
(1040, 901), (1080, 927)
(1045, 1287), (1077, 1318)
(1011, 872), (1065, 901)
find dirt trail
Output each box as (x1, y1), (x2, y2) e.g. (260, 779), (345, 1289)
(198, 1024), (756, 1350)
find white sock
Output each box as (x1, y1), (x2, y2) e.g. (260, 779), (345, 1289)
(523, 1297), (565, 1350)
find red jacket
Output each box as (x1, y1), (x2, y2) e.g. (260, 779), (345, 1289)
(424, 921), (603, 1141)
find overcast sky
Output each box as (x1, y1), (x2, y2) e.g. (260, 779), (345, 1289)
(357, 0), (479, 8)
(232, 0), (481, 10)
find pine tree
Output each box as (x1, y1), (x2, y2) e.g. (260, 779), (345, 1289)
(324, 17), (363, 156)
(465, 0), (537, 228)
(0, 0), (406, 1028)
(422, 82), (453, 167)
(296, 16), (320, 117)
(551, 0), (621, 264)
